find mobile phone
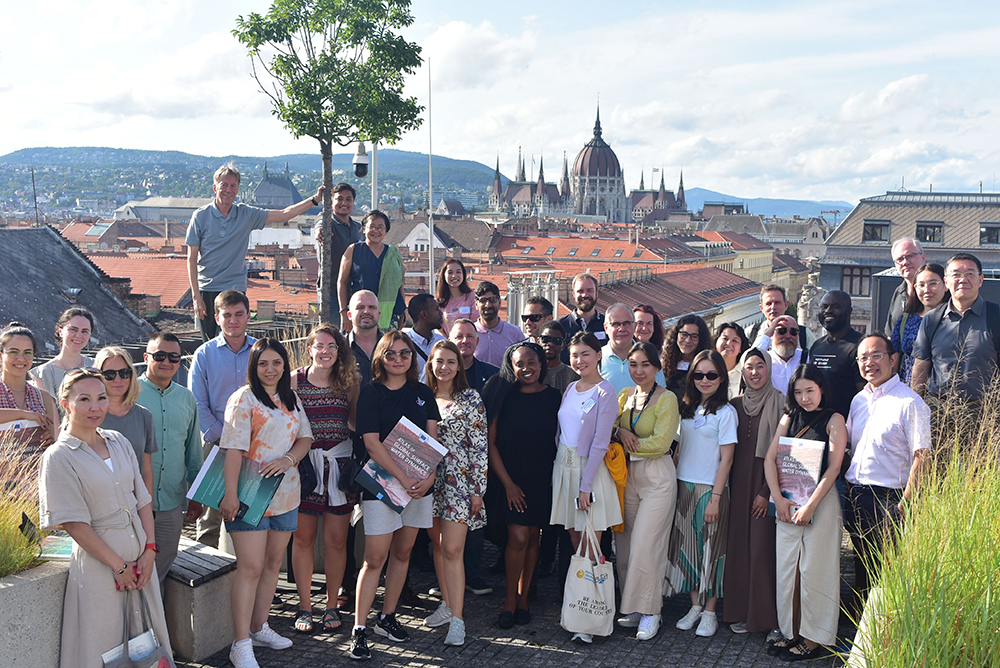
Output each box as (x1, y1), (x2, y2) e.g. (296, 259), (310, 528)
(574, 492), (596, 509)
(235, 501), (249, 520)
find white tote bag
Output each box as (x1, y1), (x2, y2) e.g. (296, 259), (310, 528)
(560, 513), (616, 637)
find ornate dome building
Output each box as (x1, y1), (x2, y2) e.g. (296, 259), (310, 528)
(571, 108), (628, 221)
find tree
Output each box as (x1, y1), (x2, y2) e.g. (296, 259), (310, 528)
(234, 0), (423, 323)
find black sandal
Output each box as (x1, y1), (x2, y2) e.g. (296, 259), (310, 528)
(498, 610), (515, 629)
(781, 640), (828, 662)
(323, 608), (342, 631)
(294, 610), (314, 633)
(767, 635), (797, 656)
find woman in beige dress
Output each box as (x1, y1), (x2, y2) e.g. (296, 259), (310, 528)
(39, 368), (172, 668)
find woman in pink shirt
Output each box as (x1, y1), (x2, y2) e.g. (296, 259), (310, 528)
(436, 259), (478, 335)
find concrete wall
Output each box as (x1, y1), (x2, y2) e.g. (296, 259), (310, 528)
(0, 561), (69, 668)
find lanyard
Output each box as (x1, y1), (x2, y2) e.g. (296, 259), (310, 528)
(629, 384), (657, 432)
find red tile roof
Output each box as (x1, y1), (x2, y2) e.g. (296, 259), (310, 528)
(88, 253), (190, 307)
(497, 234), (694, 263)
(60, 222), (95, 242)
(698, 230), (773, 251)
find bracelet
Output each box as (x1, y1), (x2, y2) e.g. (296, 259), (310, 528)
(284, 454), (296, 466)
(116, 562), (128, 575)
(145, 543), (159, 554)
(711, 492), (722, 497)
(311, 196), (319, 206)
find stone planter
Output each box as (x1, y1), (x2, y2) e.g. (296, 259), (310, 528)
(0, 561), (69, 668)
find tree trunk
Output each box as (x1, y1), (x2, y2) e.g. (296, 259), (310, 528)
(319, 138), (334, 324)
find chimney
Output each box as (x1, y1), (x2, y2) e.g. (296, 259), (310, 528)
(256, 300), (277, 321)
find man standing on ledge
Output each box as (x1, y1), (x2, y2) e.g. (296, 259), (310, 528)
(186, 163), (326, 341)
(315, 183), (363, 327)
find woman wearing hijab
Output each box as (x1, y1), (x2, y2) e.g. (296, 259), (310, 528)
(722, 349), (783, 636)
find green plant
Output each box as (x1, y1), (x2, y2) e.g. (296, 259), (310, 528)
(0, 432), (45, 578)
(848, 386), (1000, 667)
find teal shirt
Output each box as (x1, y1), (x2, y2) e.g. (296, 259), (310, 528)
(138, 375), (203, 512)
(600, 343), (666, 394)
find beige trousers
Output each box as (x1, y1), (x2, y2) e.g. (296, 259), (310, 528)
(617, 455), (677, 615)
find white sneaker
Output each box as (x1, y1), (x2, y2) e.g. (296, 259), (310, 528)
(571, 632), (593, 644)
(695, 610), (718, 637)
(675, 605), (703, 630)
(424, 601), (453, 628)
(617, 612), (641, 628)
(250, 622), (293, 649)
(230, 639), (260, 668)
(636, 614), (661, 641)
(444, 617), (466, 646)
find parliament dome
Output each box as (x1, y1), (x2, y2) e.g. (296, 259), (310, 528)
(572, 108), (622, 179)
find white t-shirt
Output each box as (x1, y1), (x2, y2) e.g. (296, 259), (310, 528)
(676, 403), (738, 486)
(557, 383), (599, 448)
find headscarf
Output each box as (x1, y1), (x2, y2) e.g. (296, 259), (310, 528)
(738, 348), (786, 458)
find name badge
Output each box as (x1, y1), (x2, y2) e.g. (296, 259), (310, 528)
(693, 414), (707, 429)
(459, 307), (471, 314)
(594, 331), (607, 340)
(581, 398), (597, 414)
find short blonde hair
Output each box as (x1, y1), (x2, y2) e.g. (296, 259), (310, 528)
(94, 346), (140, 408)
(213, 162), (241, 184)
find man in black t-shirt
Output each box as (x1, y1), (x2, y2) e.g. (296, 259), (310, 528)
(808, 290), (865, 419)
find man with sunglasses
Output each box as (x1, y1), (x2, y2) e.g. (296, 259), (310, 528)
(751, 314), (806, 393)
(138, 332), (203, 594)
(539, 320), (579, 394)
(473, 281), (526, 368)
(521, 296), (555, 343)
(748, 284), (815, 351)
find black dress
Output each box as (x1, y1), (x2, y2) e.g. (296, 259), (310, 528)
(487, 385), (561, 528)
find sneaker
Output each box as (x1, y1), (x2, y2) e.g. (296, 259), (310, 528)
(617, 612), (641, 628)
(571, 632), (592, 644)
(424, 602), (453, 628)
(466, 576), (493, 596)
(444, 617), (466, 646)
(250, 622), (293, 649)
(730, 621), (748, 634)
(695, 610), (718, 637)
(229, 639), (260, 668)
(349, 627), (371, 660)
(374, 613), (409, 642)
(675, 605), (703, 631)
(636, 614), (661, 641)
(766, 628), (784, 643)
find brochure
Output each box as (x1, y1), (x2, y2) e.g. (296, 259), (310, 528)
(355, 417), (448, 513)
(769, 435), (825, 523)
(186, 445), (283, 527)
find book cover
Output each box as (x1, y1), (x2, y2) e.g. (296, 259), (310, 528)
(186, 445), (284, 527)
(774, 436), (826, 508)
(40, 531), (74, 561)
(355, 416), (448, 513)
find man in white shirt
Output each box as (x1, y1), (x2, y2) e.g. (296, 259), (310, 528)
(846, 332), (930, 610)
(402, 293), (445, 383)
(751, 314), (803, 394)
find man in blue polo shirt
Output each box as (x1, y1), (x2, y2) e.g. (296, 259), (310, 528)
(189, 290), (257, 548)
(186, 162), (325, 341)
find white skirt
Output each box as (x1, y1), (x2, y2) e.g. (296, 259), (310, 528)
(550, 442), (623, 532)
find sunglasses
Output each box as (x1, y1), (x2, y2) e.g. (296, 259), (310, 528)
(101, 368), (133, 381)
(776, 327), (799, 337)
(148, 351), (182, 363)
(539, 335), (563, 345)
(692, 371), (720, 381)
(521, 313), (547, 323)
(384, 349), (413, 361)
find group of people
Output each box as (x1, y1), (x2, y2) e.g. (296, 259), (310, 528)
(8, 157), (989, 668)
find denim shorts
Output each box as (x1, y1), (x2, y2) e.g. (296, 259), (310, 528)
(225, 508), (299, 533)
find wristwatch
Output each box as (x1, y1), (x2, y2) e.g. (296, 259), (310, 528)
(311, 196), (319, 206)
(145, 543), (159, 553)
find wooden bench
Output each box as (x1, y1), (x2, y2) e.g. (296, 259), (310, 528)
(164, 537), (236, 662)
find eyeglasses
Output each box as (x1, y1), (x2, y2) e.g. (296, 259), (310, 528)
(946, 270), (980, 281)
(776, 327), (800, 336)
(2, 348), (33, 359)
(311, 343), (339, 352)
(101, 368), (133, 381)
(539, 335), (563, 345)
(857, 352), (888, 363)
(609, 320), (634, 329)
(476, 296), (499, 305)
(521, 313), (547, 323)
(893, 252), (923, 265)
(384, 349), (413, 361)
(148, 351), (182, 364)
(678, 331), (700, 341)
(692, 371), (720, 381)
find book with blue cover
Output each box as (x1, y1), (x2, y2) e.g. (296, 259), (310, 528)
(186, 445), (283, 526)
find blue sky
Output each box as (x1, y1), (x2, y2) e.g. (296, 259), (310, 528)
(2, 0), (999, 202)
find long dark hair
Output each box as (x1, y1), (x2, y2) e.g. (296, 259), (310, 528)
(568, 331), (603, 372)
(1, 321), (37, 352)
(248, 338), (297, 411)
(633, 304), (665, 350)
(435, 258), (472, 306)
(426, 340), (470, 398)
(905, 262), (949, 314)
(785, 363), (830, 416)
(680, 350), (730, 419)
(628, 341), (662, 370)
(55, 307), (95, 343)
(371, 331), (420, 385)
(662, 314), (711, 379)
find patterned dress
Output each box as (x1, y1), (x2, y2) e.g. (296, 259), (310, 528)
(294, 367), (356, 515)
(432, 388), (488, 530)
(891, 312), (923, 383)
(0, 380), (50, 488)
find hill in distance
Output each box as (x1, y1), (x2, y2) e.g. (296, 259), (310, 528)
(1, 146), (855, 215)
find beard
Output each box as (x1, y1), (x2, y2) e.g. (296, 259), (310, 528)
(774, 339), (797, 360)
(575, 296), (595, 313)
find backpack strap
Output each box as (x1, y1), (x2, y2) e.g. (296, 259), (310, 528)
(987, 300), (1000, 347)
(798, 325), (808, 351)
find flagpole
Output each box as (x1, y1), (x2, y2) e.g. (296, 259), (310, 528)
(428, 59), (435, 296)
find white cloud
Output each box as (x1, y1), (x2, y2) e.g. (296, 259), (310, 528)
(420, 20), (538, 92)
(840, 74), (931, 122)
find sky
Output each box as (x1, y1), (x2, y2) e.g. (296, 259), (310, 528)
(2, 0), (1000, 203)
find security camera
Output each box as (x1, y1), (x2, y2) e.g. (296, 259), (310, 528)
(353, 142), (369, 178)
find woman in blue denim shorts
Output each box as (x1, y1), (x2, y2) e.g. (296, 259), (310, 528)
(220, 339), (314, 668)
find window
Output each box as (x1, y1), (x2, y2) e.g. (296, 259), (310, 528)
(614, 249), (624, 258)
(590, 248), (601, 257)
(916, 222), (943, 244)
(633, 249), (643, 258)
(862, 222), (890, 243)
(980, 224), (1000, 246)
(568, 247), (579, 256)
(812, 231), (819, 239)
(545, 246), (555, 255)
(521, 246), (533, 255)
(842, 267), (870, 296)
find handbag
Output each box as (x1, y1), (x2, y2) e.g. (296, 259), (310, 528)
(298, 452), (318, 500)
(560, 512), (616, 637)
(102, 588), (174, 668)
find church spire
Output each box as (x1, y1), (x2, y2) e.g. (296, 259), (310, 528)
(658, 169), (666, 201)
(677, 170), (686, 210)
(492, 155), (502, 197)
(560, 152), (571, 198)
(593, 104), (603, 139)
(515, 146), (525, 182)
(639, 170), (645, 190)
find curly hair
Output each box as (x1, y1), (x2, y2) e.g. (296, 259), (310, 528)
(661, 314), (711, 379)
(305, 323), (361, 396)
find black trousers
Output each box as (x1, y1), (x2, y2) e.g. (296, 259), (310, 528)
(846, 482), (903, 610)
